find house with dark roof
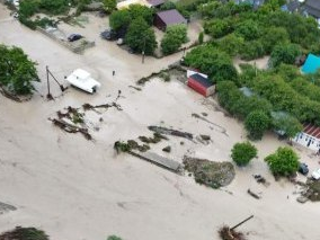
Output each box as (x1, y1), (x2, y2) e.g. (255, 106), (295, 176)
(293, 123), (320, 151)
(305, 0), (320, 19)
(154, 9), (187, 31)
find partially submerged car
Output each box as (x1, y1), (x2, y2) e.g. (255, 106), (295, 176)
(66, 69), (101, 94)
(312, 168), (320, 180)
(298, 162), (309, 176)
(68, 34), (83, 42)
(100, 29), (117, 40)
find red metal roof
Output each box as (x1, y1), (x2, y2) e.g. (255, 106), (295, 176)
(303, 123), (320, 138)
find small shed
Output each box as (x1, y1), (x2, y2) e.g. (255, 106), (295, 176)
(187, 74), (215, 97)
(301, 53), (320, 74)
(154, 9), (187, 31)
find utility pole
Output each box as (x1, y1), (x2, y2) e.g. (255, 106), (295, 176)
(142, 37), (146, 64)
(230, 215), (254, 231)
(45, 66), (67, 100)
(46, 66), (53, 100)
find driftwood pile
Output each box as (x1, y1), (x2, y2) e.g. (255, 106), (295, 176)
(50, 101), (122, 140)
(219, 226), (246, 240)
(0, 86), (31, 102)
(148, 126), (193, 141)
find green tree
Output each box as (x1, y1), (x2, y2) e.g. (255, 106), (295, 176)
(19, 0), (39, 18)
(264, 147), (299, 177)
(160, 1), (176, 10)
(271, 112), (302, 138)
(161, 24), (188, 55)
(240, 40), (265, 61)
(218, 33), (244, 56)
(109, 9), (132, 31)
(231, 142), (257, 166)
(235, 20), (261, 41)
(270, 43), (301, 68)
(107, 235), (123, 240)
(103, 0), (116, 13)
(204, 18), (233, 38)
(0, 44), (39, 95)
(262, 27), (289, 53)
(198, 31), (204, 44)
(39, 0), (70, 15)
(125, 17), (157, 55)
(184, 45), (238, 82)
(129, 4), (154, 25)
(244, 110), (271, 140)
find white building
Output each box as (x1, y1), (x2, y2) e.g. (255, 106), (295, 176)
(293, 123), (320, 151)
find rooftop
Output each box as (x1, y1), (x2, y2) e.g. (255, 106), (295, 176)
(301, 54), (320, 74)
(156, 9), (187, 26)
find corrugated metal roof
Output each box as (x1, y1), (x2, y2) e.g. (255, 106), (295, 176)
(301, 54), (320, 74)
(303, 123), (320, 139)
(156, 9), (186, 26)
(189, 74), (213, 88)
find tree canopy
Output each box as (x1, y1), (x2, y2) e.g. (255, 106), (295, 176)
(125, 17), (157, 55)
(264, 147), (299, 177)
(161, 24), (188, 55)
(244, 110), (271, 140)
(0, 44), (39, 95)
(103, 0), (116, 14)
(184, 45), (238, 82)
(231, 142), (257, 166)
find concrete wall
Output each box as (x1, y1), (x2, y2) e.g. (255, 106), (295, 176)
(36, 27), (95, 54)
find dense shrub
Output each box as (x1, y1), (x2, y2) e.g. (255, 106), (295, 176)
(265, 147), (299, 177)
(231, 142), (257, 166)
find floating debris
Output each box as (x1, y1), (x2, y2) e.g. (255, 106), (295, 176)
(162, 146), (171, 153)
(148, 126), (193, 141)
(183, 157), (235, 188)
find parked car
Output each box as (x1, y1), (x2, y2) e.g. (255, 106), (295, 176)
(68, 34), (83, 42)
(298, 162), (309, 175)
(100, 29), (117, 41)
(312, 168), (320, 180)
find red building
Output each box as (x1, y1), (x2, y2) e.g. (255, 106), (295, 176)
(154, 9), (187, 31)
(187, 74), (215, 97)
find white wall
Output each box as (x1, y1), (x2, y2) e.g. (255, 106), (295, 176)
(293, 132), (320, 151)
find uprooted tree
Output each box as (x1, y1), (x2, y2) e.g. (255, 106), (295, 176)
(0, 44), (39, 96)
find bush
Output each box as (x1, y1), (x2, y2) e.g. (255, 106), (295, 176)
(231, 142), (257, 166)
(0, 44), (39, 95)
(244, 110), (271, 140)
(0, 227), (49, 240)
(107, 235), (123, 240)
(198, 31), (204, 44)
(161, 24), (188, 55)
(264, 147), (299, 177)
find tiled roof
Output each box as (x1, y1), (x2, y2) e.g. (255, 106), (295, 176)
(303, 123), (320, 139)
